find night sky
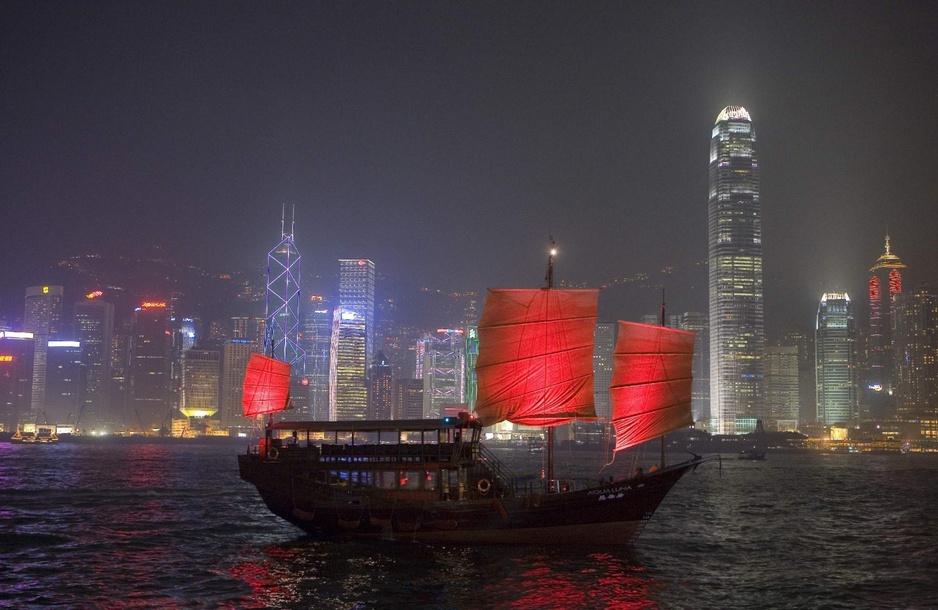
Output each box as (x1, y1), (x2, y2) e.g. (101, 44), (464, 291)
(3, 2), (937, 336)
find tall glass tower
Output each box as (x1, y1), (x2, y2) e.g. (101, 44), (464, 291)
(338, 259), (375, 366)
(708, 106), (764, 435)
(816, 293), (858, 425)
(24, 285), (64, 418)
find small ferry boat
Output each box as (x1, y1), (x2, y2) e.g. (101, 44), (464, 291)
(11, 425), (59, 444)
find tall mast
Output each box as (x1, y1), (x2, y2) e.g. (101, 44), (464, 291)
(545, 236), (556, 491)
(545, 235), (556, 289)
(659, 288), (666, 468)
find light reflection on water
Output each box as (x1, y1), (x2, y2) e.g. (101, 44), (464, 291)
(227, 541), (657, 609)
(2, 442), (938, 608)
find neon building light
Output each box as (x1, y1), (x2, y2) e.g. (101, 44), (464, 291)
(867, 234), (907, 420)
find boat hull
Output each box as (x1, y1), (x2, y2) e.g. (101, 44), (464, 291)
(239, 454), (699, 545)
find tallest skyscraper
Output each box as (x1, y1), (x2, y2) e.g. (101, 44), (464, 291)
(708, 106), (764, 435)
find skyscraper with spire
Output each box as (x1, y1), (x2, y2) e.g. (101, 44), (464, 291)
(866, 234), (906, 420)
(708, 106), (764, 435)
(266, 206), (305, 369)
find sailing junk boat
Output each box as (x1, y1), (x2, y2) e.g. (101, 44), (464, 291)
(238, 280), (707, 544)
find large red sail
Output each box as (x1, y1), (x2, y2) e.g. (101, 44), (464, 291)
(242, 353), (292, 416)
(474, 288), (599, 427)
(610, 322), (695, 453)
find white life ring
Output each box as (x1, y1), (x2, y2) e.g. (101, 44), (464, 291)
(477, 478), (492, 495)
(267, 446), (279, 460)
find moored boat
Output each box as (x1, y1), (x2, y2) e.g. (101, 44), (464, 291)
(11, 425), (59, 444)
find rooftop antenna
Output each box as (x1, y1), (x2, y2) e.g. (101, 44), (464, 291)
(281, 204), (286, 238)
(660, 288), (666, 327)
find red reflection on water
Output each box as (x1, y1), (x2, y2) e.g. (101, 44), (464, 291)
(228, 546), (301, 608)
(491, 551), (656, 609)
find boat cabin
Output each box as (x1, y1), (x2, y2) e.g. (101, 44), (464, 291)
(248, 414), (515, 501)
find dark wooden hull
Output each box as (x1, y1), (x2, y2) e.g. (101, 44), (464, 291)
(238, 453), (700, 545)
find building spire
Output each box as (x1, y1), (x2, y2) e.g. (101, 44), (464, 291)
(870, 233), (906, 272)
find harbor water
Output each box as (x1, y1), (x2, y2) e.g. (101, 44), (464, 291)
(1, 441), (937, 609)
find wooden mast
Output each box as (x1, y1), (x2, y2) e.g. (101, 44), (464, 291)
(546, 236), (556, 492)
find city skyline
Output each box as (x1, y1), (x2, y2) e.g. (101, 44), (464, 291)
(2, 3), (938, 340)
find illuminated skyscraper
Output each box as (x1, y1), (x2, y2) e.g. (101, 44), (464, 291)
(866, 235), (906, 420)
(764, 346), (799, 428)
(593, 323), (614, 421)
(220, 339), (256, 430)
(131, 302), (172, 431)
(301, 295), (333, 421)
(330, 308), (367, 420)
(464, 325), (479, 412)
(0, 331), (34, 432)
(419, 329), (466, 418)
(24, 285), (64, 418)
(338, 259), (375, 366)
(892, 286), (938, 421)
(816, 293), (858, 425)
(73, 296), (114, 430)
(678, 312), (710, 425)
(393, 378), (424, 420)
(45, 340), (83, 425)
(369, 350), (392, 419)
(266, 209), (305, 368)
(708, 106), (764, 434)
(180, 349), (220, 419)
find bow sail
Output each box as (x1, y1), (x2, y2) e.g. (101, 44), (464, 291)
(242, 353), (292, 416)
(474, 288), (599, 427)
(610, 321), (695, 453)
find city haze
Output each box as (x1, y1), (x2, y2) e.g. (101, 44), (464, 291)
(2, 2), (937, 335)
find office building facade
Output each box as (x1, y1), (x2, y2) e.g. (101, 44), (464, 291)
(73, 297), (114, 430)
(892, 286), (938, 419)
(24, 285), (64, 418)
(816, 293), (858, 425)
(339, 259), (375, 366)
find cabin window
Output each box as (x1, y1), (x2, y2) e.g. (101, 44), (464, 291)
(376, 471), (396, 489)
(424, 470), (438, 491)
(401, 470), (421, 490)
(329, 470), (350, 486)
(351, 471), (373, 487)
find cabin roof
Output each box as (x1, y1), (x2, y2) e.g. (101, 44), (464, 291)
(269, 418), (463, 433)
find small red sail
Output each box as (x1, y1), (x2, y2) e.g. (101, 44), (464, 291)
(474, 288), (599, 427)
(610, 322), (695, 453)
(242, 353), (292, 416)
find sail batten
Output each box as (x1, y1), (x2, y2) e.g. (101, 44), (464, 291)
(242, 353), (292, 417)
(610, 322), (695, 453)
(474, 288), (599, 427)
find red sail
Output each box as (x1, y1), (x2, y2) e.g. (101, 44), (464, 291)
(474, 288), (599, 427)
(610, 322), (695, 453)
(242, 353), (292, 416)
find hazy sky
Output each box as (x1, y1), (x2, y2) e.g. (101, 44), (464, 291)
(2, 1), (937, 335)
